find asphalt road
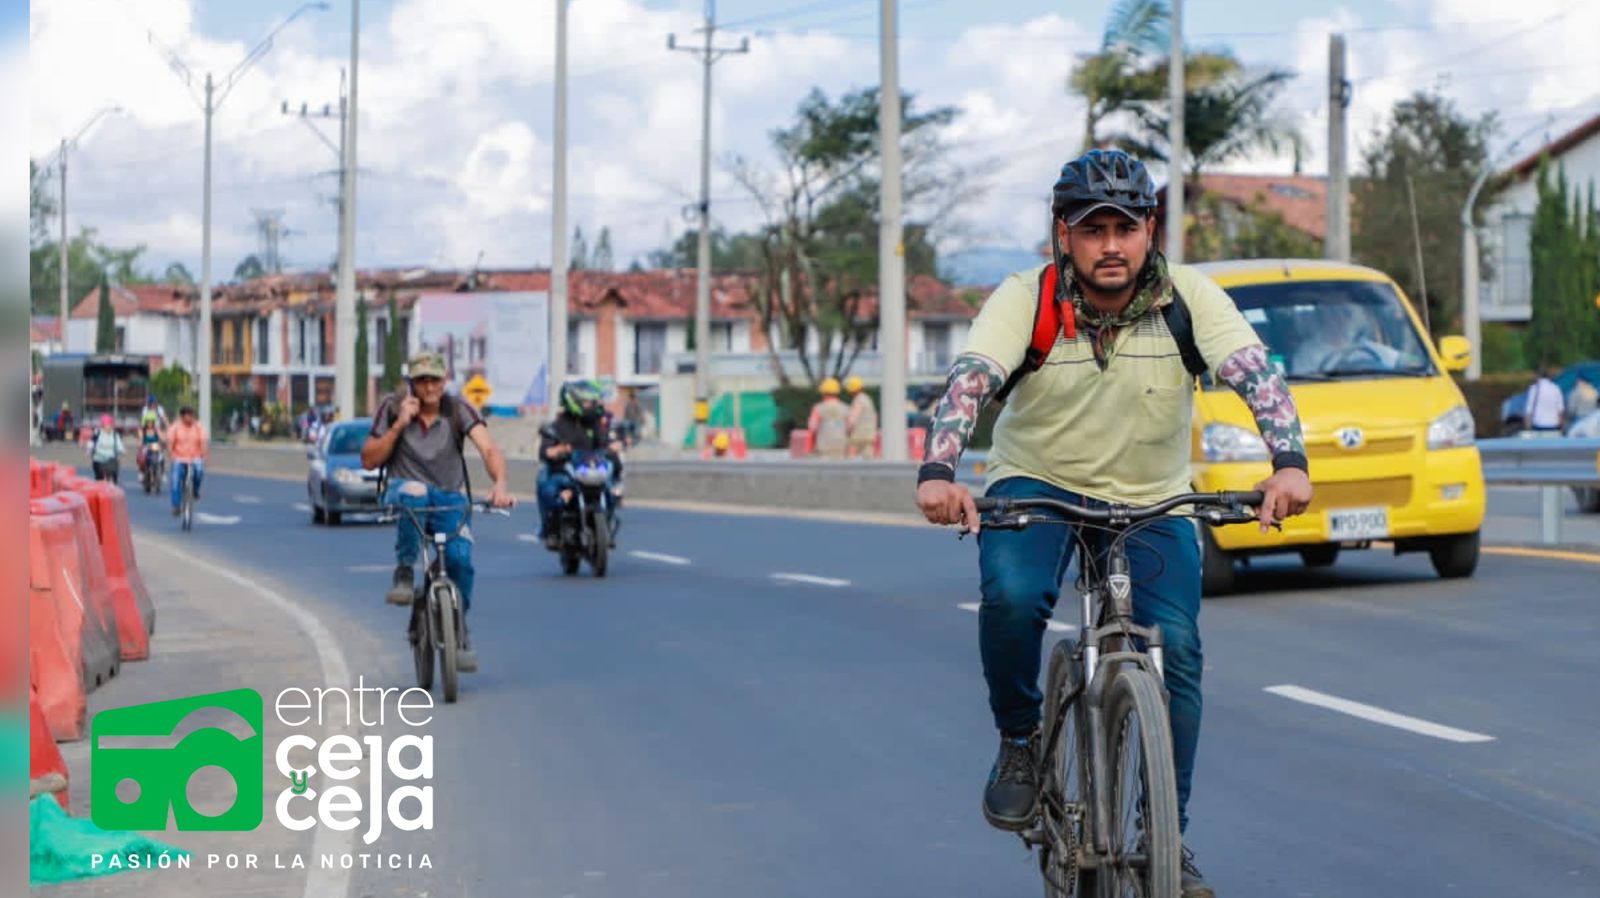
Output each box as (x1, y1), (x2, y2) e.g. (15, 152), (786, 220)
(106, 468), (1600, 898)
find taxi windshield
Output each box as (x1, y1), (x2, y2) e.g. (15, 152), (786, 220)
(1217, 278), (1436, 384)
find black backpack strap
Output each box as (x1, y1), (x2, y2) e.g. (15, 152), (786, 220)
(1160, 286), (1207, 378)
(439, 393), (473, 504)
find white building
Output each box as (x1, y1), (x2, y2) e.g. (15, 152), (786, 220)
(66, 283), (197, 370)
(1479, 113), (1600, 323)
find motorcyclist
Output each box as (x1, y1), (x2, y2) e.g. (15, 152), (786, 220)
(537, 380), (621, 549)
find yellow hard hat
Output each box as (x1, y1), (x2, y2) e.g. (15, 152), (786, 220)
(819, 377), (841, 395)
(845, 376), (864, 393)
(712, 432), (731, 451)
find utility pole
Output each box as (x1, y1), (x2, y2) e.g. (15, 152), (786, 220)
(671, 1), (748, 439)
(1165, 0), (1185, 264)
(53, 106), (122, 353)
(550, 0), (569, 411)
(336, 0), (360, 421)
(1325, 33), (1351, 262)
(878, 0), (907, 462)
(150, 2), (329, 429)
(282, 74), (348, 405)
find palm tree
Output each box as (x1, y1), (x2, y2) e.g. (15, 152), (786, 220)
(1109, 68), (1302, 193)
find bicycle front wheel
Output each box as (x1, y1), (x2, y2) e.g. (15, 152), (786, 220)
(434, 582), (460, 704)
(1099, 668), (1180, 898)
(181, 480), (194, 531)
(1041, 639), (1096, 898)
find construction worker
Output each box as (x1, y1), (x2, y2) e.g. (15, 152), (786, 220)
(807, 377), (850, 460)
(844, 375), (879, 459)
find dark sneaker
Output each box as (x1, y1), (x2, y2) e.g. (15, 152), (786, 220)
(386, 565), (414, 606)
(1181, 846), (1216, 898)
(982, 731), (1039, 831)
(456, 623), (478, 673)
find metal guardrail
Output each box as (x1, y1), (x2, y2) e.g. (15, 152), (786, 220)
(1476, 437), (1600, 545)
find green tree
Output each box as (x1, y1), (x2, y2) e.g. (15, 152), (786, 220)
(163, 262), (195, 286)
(1352, 90), (1498, 337)
(592, 226), (614, 271)
(354, 296), (370, 416)
(728, 86), (967, 385)
(95, 276), (116, 352)
(234, 255), (265, 281)
(1527, 161), (1600, 367)
(151, 364), (193, 413)
(570, 226), (589, 271)
(380, 295), (403, 395)
(29, 226), (152, 316)
(1187, 191), (1319, 262)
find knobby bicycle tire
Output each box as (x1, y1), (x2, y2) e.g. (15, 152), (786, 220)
(436, 581), (460, 704)
(1041, 639), (1097, 898)
(1101, 668), (1180, 898)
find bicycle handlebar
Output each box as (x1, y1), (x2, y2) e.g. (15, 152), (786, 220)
(973, 491), (1266, 528)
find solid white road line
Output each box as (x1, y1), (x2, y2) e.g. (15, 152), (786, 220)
(1264, 684), (1495, 744)
(772, 573), (851, 588)
(630, 551), (691, 566)
(136, 536), (355, 898)
(957, 602), (1073, 632)
(193, 512), (242, 525)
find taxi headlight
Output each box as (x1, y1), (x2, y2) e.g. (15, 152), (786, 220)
(1202, 423), (1269, 462)
(1427, 406), (1475, 450)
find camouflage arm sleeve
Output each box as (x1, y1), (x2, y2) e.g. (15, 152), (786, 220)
(917, 353), (1007, 482)
(1215, 345), (1309, 471)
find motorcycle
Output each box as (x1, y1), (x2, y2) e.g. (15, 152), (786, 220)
(544, 440), (621, 578)
(140, 447), (165, 495)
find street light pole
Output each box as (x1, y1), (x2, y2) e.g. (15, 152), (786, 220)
(550, 0), (569, 412)
(1460, 116), (1552, 381)
(54, 106), (122, 353)
(878, 0), (907, 462)
(335, 0), (360, 420)
(150, 2), (329, 429)
(1165, 0), (1185, 264)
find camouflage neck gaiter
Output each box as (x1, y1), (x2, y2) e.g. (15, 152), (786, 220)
(1067, 253), (1174, 369)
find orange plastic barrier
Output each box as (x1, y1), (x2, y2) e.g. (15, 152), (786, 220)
(699, 427), (749, 460)
(28, 511), (90, 740)
(30, 457), (52, 498)
(70, 481), (154, 658)
(31, 495), (121, 690)
(788, 429), (815, 458)
(30, 686), (71, 809)
(869, 427), (926, 461)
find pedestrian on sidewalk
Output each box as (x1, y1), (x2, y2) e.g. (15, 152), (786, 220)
(1524, 366), (1565, 434)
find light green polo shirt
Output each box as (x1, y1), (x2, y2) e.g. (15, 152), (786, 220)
(965, 263), (1260, 504)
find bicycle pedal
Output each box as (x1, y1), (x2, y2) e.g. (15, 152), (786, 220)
(1018, 827), (1049, 847)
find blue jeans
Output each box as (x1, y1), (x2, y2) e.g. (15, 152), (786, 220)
(536, 468), (574, 537)
(978, 476), (1205, 831)
(386, 480), (475, 611)
(170, 460), (204, 510)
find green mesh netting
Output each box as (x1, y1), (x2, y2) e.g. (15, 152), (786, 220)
(29, 795), (188, 887)
(682, 392), (780, 449)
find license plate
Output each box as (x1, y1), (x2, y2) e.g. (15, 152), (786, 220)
(1327, 506), (1388, 541)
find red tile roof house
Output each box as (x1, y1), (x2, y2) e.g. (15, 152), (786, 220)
(1155, 173), (1329, 256)
(67, 282), (197, 371)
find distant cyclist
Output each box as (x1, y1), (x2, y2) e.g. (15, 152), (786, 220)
(165, 406), (209, 515)
(87, 415), (125, 482)
(362, 351), (515, 673)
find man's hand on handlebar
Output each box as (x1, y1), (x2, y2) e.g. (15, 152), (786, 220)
(916, 480), (982, 534)
(1253, 468), (1313, 533)
(485, 482), (516, 509)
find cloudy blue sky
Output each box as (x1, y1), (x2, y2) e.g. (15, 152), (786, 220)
(25, 0), (1600, 279)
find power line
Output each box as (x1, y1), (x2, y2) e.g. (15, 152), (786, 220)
(1352, 1), (1580, 85)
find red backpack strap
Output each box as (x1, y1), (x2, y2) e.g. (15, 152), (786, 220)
(994, 266), (1074, 405)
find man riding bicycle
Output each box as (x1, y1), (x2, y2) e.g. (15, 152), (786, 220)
(362, 351), (514, 674)
(166, 406), (208, 514)
(914, 149), (1314, 897)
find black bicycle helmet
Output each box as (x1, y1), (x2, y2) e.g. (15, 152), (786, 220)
(1051, 149), (1158, 221)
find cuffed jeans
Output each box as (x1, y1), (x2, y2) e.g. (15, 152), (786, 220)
(386, 479), (475, 611)
(170, 460), (204, 510)
(536, 468), (574, 538)
(978, 476), (1205, 831)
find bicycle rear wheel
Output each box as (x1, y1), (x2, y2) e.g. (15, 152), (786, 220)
(435, 582), (460, 704)
(181, 477), (194, 531)
(1041, 639), (1096, 898)
(1099, 668), (1180, 898)
(411, 593), (434, 691)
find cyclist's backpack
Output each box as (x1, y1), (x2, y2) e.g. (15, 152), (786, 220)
(992, 264), (1206, 405)
(373, 392), (473, 502)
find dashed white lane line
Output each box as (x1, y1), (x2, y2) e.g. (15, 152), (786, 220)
(346, 564), (395, 574)
(957, 602), (1073, 632)
(630, 551), (691, 566)
(234, 495), (262, 505)
(1264, 684), (1494, 744)
(772, 573), (851, 588)
(292, 502), (312, 512)
(193, 512), (242, 525)
(516, 533), (541, 543)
